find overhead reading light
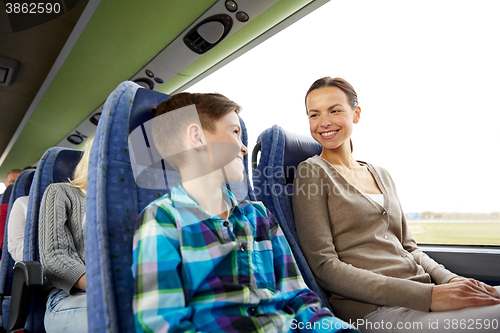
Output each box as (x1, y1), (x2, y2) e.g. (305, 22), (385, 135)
(184, 14), (233, 54)
(0, 56), (20, 86)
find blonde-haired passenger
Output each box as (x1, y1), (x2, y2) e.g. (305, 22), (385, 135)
(39, 137), (94, 333)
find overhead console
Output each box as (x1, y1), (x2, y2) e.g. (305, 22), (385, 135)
(130, 0), (278, 91)
(58, 0), (279, 147)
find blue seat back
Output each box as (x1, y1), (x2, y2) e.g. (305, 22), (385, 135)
(251, 125), (331, 309)
(1, 186), (13, 205)
(24, 148), (83, 262)
(23, 147), (82, 333)
(86, 81), (255, 333)
(0, 185), (13, 256)
(0, 170), (35, 328)
(0, 185), (13, 255)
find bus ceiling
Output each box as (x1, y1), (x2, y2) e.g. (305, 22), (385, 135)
(0, 0), (329, 179)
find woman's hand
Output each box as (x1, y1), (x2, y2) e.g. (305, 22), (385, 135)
(73, 273), (86, 291)
(430, 277), (500, 312)
(449, 277), (499, 298)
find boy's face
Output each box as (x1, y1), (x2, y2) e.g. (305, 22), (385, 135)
(203, 111), (247, 183)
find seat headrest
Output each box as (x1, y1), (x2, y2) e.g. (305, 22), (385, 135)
(129, 87), (171, 133)
(1, 185), (13, 204)
(52, 149), (83, 183)
(282, 130), (322, 185)
(24, 171), (35, 196)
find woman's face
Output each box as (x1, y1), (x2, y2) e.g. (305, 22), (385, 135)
(306, 86), (360, 151)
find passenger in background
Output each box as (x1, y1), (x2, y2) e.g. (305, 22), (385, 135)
(39, 137), (93, 333)
(4, 169), (21, 187)
(7, 166), (36, 262)
(132, 93), (356, 333)
(293, 77), (500, 333)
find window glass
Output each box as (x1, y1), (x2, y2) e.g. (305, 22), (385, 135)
(186, 0), (500, 246)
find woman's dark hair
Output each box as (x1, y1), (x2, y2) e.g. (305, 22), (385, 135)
(305, 77), (358, 110)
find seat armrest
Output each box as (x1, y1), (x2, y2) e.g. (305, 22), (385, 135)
(6, 261), (43, 333)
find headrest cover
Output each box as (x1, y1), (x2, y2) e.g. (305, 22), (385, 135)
(129, 87), (171, 134)
(1, 185), (13, 204)
(283, 130), (322, 185)
(24, 171), (35, 195)
(53, 150), (83, 183)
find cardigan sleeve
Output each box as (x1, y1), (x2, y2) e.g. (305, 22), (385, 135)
(293, 161), (433, 312)
(400, 212), (458, 284)
(39, 184), (86, 294)
(381, 168), (459, 285)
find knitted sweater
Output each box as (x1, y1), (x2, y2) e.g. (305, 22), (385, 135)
(292, 156), (457, 322)
(39, 182), (86, 294)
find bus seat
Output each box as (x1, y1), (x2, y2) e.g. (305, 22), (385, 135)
(251, 125), (332, 311)
(86, 81), (170, 333)
(0, 186), (12, 205)
(7, 147), (82, 333)
(86, 81), (255, 333)
(0, 169), (35, 330)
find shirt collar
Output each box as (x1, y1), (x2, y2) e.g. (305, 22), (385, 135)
(170, 183), (239, 212)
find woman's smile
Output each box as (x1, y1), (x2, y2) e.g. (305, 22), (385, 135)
(319, 130), (339, 139)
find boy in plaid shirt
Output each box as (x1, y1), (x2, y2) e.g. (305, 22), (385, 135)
(132, 92), (356, 333)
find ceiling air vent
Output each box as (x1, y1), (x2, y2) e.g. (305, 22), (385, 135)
(184, 14), (233, 54)
(0, 56), (20, 86)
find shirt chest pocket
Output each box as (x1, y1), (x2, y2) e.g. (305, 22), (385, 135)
(251, 237), (276, 292)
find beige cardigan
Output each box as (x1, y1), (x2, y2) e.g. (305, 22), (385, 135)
(292, 156), (457, 322)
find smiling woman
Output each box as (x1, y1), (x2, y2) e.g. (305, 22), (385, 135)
(291, 75), (500, 332)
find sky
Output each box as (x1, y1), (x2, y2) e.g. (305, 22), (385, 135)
(186, 0), (500, 214)
(2, 1), (499, 214)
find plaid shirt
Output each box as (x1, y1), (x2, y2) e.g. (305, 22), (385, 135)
(132, 184), (355, 333)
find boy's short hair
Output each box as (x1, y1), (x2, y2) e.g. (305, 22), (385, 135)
(151, 92), (241, 171)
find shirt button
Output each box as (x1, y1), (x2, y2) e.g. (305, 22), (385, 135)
(248, 307), (257, 315)
(384, 235), (388, 240)
(240, 243), (246, 252)
(382, 211), (387, 215)
(223, 221), (229, 227)
(402, 254), (406, 258)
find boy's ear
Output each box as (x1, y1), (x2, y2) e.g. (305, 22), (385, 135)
(186, 123), (205, 148)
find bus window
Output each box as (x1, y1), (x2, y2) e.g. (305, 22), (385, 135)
(186, 0), (500, 246)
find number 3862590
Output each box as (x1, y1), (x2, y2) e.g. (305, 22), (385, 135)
(5, 2), (61, 14)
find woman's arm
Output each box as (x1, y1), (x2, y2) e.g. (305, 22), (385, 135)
(293, 162), (433, 312)
(399, 204), (458, 284)
(39, 184), (86, 294)
(387, 171), (499, 311)
(74, 273), (86, 290)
